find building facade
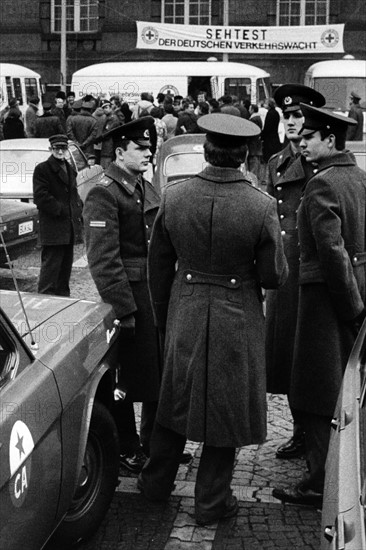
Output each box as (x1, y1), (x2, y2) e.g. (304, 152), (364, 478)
(0, 0), (365, 93)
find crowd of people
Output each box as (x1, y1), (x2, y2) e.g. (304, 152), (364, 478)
(0, 88), (290, 184)
(2, 78), (365, 526)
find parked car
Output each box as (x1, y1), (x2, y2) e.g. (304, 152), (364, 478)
(152, 134), (207, 193)
(0, 199), (39, 264)
(153, 135), (366, 194)
(321, 318), (366, 550)
(0, 289), (121, 549)
(0, 138), (104, 202)
(346, 139), (366, 172)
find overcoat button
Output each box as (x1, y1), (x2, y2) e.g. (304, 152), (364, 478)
(354, 257), (358, 263)
(281, 230), (286, 235)
(277, 186), (282, 191)
(278, 199), (283, 204)
(230, 278), (236, 285)
(137, 199), (141, 204)
(277, 172), (281, 177)
(186, 273), (192, 281)
(145, 224), (149, 229)
(280, 214), (284, 219)
(313, 169), (318, 174)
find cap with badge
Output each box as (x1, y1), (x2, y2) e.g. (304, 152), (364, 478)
(197, 113), (260, 146)
(299, 103), (357, 137)
(274, 84), (326, 113)
(49, 134), (69, 147)
(101, 116), (155, 147)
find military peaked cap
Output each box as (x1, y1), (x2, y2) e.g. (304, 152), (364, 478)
(102, 116), (155, 147)
(274, 84), (326, 113)
(197, 113), (261, 142)
(299, 103), (357, 136)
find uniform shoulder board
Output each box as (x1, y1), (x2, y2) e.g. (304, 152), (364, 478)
(250, 185), (272, 198)
(97, 175), (113, 187)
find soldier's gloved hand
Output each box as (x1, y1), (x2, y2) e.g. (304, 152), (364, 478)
(119, 313), (135, 339)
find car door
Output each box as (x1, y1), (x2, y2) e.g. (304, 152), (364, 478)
(0, 309), (62, 550)
(67, 142), (104, 202)
(321, 320), (366, 549)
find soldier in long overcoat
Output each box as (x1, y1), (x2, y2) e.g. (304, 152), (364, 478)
(273, 105), (366, 507)
(83, 118), (162, 473)
(139, 114), (288, 526)
(265, 85), (325, 459)
(33, 134), (83, 296)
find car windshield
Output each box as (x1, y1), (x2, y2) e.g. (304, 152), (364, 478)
(164, 152), (207, 179)
(0, 148), (78, 180)
(0, 149), (50, 180)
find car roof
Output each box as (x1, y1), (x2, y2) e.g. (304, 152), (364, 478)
(159, 134), (206, 157)
(0, 138), (50, 150)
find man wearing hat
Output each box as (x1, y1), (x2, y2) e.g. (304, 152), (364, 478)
(34, 102), (64, 138)
(347, 91), (364, 141)
(138, 113), (288, 525)
(97, 99), (121, 169)
(66, 99), (97, 156)
(33, 134), (83, 296)
(273, 104), (366, 506)
(266, 84), (326, 461)
(83, 117), (180, 473)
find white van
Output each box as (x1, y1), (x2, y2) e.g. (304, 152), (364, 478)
(71, 60), (270, 106)
(0, 63), (43, 117)
(304, 57), (366, 135)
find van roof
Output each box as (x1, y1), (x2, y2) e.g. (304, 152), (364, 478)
(0, 63), (41, 78)
(305, 59), (366, 78)
(72, 61), (270, 79)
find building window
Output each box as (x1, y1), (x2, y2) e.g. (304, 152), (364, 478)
(277, 0), (329, 25)
(51, 0), (99, 33)
(162, 0), (211, 25)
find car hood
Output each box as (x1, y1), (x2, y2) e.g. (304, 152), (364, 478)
(0, 175), (33, 199)
(0, 290), (80, 332)
(0, 200), (38, 222)
(0, 290), (117, 364)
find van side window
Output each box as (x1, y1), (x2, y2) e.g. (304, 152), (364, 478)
(5, 76), (13, 103)
(25, 78), (38, 102)
(13, 78), (23, 105)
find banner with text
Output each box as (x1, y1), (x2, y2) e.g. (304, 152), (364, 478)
(136, 21), (345, 55)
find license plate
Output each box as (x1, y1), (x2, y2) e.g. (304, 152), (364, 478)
(18, 221), (33, 235)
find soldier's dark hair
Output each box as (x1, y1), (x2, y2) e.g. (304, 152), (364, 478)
(319, 128), (346, 151)
(204, 135), (248, 168)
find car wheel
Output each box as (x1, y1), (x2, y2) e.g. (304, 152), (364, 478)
(50, 401), (119, 548)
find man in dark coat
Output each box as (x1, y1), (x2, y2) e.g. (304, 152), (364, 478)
(34, 102), (64, 138)
(138, 114), (288, 526)
(261, 98), (282, 163)
(33, 134), (83, 296)
(265, 84), (325, 460)
(83, 118), (190, 473)
(273, 105), (366, 507)
(346, 91), (364, 141)
(66, 101), (98, 156)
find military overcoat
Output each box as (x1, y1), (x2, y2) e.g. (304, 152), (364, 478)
(148, 165), (288, 447)
(83, 162), (161, 402)
(290, 151), (366, 417)
(265, 144), (317, 393)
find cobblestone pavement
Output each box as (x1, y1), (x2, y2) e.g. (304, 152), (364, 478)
(1, 249), (322, 550)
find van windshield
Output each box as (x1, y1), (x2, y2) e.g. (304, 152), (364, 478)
(224, 78), (252, 102)
(313, 77), (366, 111)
